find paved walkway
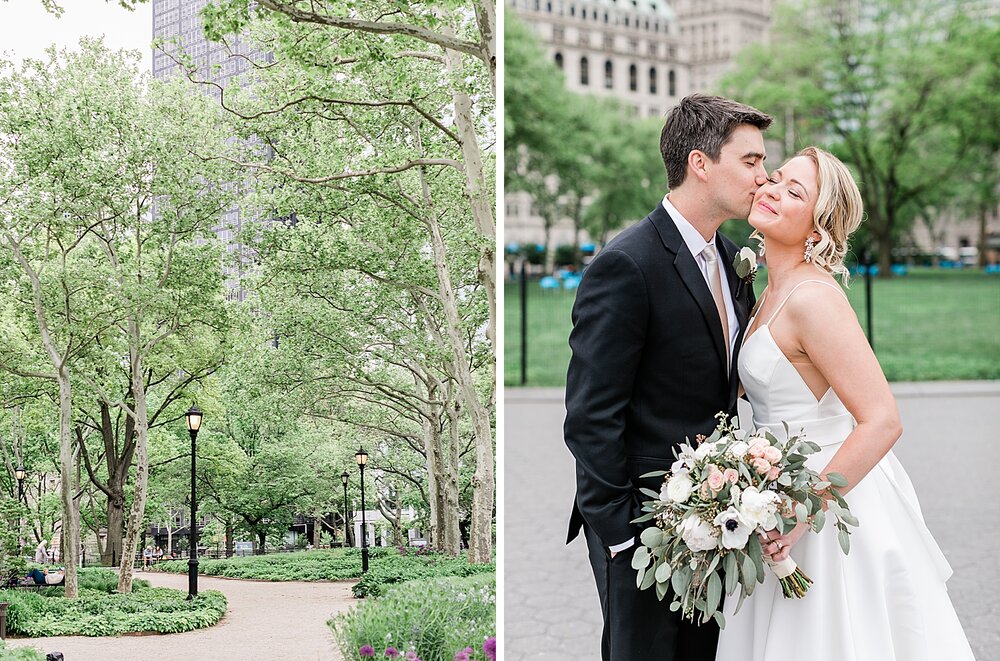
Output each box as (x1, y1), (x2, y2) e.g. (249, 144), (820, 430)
(505, 382), (1000, 661)
(6, 572), (357, 660)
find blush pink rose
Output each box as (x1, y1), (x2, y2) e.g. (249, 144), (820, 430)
(763, 446), (782, 464)
(767, 466), (781, 481)
(753, 457), (771, 475)
(724, 468), (739, 484)
(707, 465), (726, 492)
(748, 441), (767, 458)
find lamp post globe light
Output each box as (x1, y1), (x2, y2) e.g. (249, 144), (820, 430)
(340, 471), (350, 549)
(185, 405), (203, 600)
(14, 465), (25, 504)
(355, 447), (369, 572)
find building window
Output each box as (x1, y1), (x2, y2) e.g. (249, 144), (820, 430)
(648, 42), (658, 57)
(629, 64), (637, 91)
(604, 12), (609, 23)
(604, 60), (613, 89)
(570, 5), (575, 16)
(546, 1), (552, 10)
(604, 33), (615, 50)
(625, 16), (630, 27)
(668, 69), (676, 96)
(553, 26), (564, 42)
(580, 30), (590, 46)
(555, 52), (564, 69)
(649, 67), (657, 94)
(581, 57), (589, 86)
(628, 38), (638, 52)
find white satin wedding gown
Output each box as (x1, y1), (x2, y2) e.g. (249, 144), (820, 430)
(716, 280), (976, 661)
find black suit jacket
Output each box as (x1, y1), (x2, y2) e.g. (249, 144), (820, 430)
(564, 203), (756, 547)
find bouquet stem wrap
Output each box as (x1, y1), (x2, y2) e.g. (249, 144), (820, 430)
(766, 556), (813, 598)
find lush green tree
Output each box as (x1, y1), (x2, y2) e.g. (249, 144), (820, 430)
(720, 0), (999, 275)
(0, 40), (233, 593)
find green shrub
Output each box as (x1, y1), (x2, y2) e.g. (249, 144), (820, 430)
(154, 548), (390, 581)
(351, 553), (495, 598)
(332, 573), (496, 661)
(0, 640), (46, 660)
(0, 587), (227, 637)
(30, 567), (151, 597)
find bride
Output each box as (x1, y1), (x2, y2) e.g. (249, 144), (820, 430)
(716, 147), (976, 661)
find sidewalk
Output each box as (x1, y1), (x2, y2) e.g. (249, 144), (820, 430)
(6, 571), (356, 660)
(505, 382), (1000, 660)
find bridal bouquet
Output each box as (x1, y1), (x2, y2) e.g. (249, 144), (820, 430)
(630, 413), (858, 627)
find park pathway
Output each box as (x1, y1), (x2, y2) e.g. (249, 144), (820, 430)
(6, 571), (357, 660)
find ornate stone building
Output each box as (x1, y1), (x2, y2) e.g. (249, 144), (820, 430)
(505, 0), (773, 248)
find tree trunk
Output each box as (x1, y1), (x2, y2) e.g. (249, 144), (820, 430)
(256, 530), (266, 554)
(118, 340), (150, 593)
(978, 202), (989, 269)
(57, 375), (81, 596)
(442, 382), (462, 556)
(225, 521), (234, 557)
(103, 495), (125, 567)
(444, 38), (497, 362)
(420, 378), (444, 552)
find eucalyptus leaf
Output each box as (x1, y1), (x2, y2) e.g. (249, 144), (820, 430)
(838, 529), (851, 555)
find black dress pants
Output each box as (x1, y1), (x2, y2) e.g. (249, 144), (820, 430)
(584, 524), (720, 660)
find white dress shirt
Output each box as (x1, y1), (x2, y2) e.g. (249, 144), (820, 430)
(608, 197), (739, 555)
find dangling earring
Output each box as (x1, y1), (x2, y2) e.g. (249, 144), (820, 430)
(804, 237), (816, 263)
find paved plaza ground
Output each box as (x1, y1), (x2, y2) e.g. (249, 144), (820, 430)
(505, 381), (1000, 661)
(6, 571), (357, 660)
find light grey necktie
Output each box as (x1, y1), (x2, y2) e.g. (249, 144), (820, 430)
(702, 244), (730, 366)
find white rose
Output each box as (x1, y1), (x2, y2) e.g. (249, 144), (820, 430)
(739, 486), (781, 531)
(677, 515), (720, 552)
(665, 472), (694, 503)
(728, 441), (749, 459)
(694, 443), (716, 461)
(671, 459), (687, 473)
(738, 246), (757, 264)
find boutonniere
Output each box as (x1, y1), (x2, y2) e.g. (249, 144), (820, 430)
(733, 246), (758, 297)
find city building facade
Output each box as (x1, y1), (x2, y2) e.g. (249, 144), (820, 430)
(505, 0), (773, 249)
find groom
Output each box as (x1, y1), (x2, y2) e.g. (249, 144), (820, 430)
(564, 94), (772, 660)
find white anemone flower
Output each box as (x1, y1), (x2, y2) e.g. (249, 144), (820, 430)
(713, 506), (753, 549)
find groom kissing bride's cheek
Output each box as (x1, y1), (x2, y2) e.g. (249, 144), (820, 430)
(563, 94), (976, 661)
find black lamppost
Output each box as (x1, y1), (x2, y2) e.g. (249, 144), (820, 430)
(14, 465), (25, 504)
(340, 471), (350, 548)
(185, 405), (203, 600)
(14, 465), (25, 549)
(355, 447), (369, 572)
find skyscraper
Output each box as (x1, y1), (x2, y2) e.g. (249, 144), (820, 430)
(152, 0), (271, 299)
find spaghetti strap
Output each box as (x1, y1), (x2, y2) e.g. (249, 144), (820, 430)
(763, 280), (847, 327)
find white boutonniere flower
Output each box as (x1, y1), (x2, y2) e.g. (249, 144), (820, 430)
(733, 247), (757, 296)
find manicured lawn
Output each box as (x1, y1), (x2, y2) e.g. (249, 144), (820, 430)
(504, 268), (1000, 386)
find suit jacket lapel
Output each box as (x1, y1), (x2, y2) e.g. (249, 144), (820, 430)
(650, 205), (729, 373)
(716, 237), (752, 403)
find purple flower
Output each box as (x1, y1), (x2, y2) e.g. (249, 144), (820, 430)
(404, 653), (419, 661)
(454, 647), (474, 661)
(360, 645), (376, 657)
(483, 637), (497, 661)
(385, 648), (400, 658)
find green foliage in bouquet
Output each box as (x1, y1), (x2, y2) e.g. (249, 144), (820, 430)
(631, 414), (858, 627)
(331, 573), (495, 661)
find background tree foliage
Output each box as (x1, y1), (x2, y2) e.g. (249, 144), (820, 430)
(719, 0), (1000, 274)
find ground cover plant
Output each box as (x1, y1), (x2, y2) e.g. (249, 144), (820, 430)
(505, 268), (1000, 386)
(0, 566), (226, 637)
(332, 573), (496, 661)
(155, 547), (494, 595)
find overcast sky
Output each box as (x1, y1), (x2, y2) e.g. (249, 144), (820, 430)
(0, 1), (153, 72)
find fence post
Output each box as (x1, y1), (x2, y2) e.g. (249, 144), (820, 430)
(863, 249), (874, 350)
(520, 259), (528, 386)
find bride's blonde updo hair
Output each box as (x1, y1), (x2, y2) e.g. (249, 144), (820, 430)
(799, 146), (864, 283)
(753, 147), (864, 283)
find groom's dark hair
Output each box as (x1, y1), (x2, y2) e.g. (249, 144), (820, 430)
(660, 94), (772, 189)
